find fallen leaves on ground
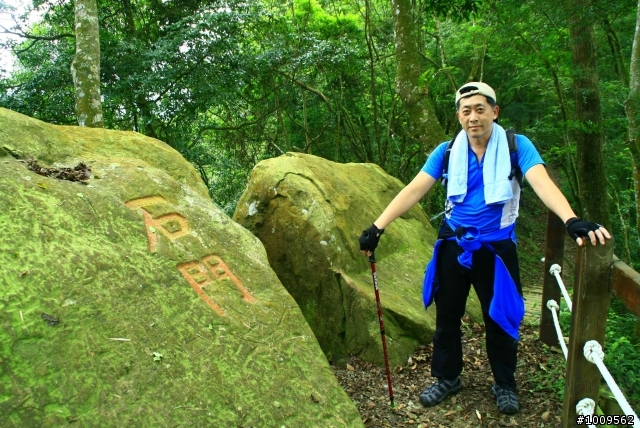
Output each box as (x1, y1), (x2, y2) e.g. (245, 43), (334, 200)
(332, 317), (563, 428)
(27, 158), (91, 183)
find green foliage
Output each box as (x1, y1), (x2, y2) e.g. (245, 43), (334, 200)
(292, 0), (360, 38)
(603, 300), (640, 409)
(423, 0), (484, 21)
(513, 179), (548, 287)
(527, 343), (567, 400)
(184, 143), (251, 216)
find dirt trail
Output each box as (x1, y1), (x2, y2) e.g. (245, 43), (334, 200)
(333, 319), (565, 427)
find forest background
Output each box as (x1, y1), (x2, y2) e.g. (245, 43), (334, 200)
(0, 0), (639, 409)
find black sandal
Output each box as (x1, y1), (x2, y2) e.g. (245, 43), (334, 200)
(419, 377), (462, 407)
(491, 382), (519, 414)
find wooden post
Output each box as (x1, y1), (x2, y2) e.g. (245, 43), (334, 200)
(561, 239), (614, 427)
(540, 210), (566, 346)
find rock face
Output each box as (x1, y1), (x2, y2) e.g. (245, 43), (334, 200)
(233, 153), (482, 367)
(0, 109), (362, 427)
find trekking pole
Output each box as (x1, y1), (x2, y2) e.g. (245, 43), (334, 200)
(368, 253), (395, 408)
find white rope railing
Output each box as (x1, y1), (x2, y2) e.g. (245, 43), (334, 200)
(549, 264), (572, 312)
(583, 341), (640, 426)
(546, 265), (640, 427)
(546, 299), (568, 359)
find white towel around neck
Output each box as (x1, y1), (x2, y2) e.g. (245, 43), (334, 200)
(446, 123), (514, 205)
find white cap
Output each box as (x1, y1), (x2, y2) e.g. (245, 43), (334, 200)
(455, 82), (497, 104)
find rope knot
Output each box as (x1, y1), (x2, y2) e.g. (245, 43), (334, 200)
(546, 299), (560, 311)
(576, 398), (596, 416)
(583, 340), (605, 364)
(549, 264), (562, 275)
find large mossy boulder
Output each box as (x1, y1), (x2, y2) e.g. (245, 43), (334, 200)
(0, 109), (362, 427)
(233, 153), (483, 367)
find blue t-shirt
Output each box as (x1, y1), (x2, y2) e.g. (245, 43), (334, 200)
(422, 134), (544, 235)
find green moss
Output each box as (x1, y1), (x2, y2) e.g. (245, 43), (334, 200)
(234, 153), (483, 367)
(0, 110), (362, 427)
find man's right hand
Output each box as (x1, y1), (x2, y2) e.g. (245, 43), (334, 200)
(359, 224), (385, 256)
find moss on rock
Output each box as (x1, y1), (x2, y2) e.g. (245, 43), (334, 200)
(233, 153), (484, 367)
(0, 109), (362, 427)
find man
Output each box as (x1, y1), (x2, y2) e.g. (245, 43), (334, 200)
(359, 82), (611, 414)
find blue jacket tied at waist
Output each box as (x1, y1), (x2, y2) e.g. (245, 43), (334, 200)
(422, 224), (525, 340)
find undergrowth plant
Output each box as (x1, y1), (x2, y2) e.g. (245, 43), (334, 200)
(603, 300), (639, 410)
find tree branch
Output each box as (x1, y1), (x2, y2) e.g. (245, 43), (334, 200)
(0, 25), (73, 41)
(293, 78), (330, 105)
(277, 71), (330, 105)
(198, 105), (280, 135)
(13, 40), (37, 55)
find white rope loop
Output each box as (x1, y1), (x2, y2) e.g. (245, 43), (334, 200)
(583, 340), (605, 364)
(549, 264), (562, 275)
(546, 299), (560, 312)
(549, 264), (572, 311)
(576, 398), (597, 428)
(576, 398), (595, 415)
(546, 299), (568, 359)
(583, 340), (640, 426)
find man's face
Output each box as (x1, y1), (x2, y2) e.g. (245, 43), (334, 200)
(456, 95), (499, 144)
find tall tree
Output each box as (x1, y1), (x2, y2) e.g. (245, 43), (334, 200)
(391, 0), (446, 154)
(626, 0), (640, 240)
(70, 0), (103, 127)
(566, 0), (610, 227)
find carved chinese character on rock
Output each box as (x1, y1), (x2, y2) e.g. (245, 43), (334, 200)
(125, 196), (189, 252)
(178, 255), (256, 317)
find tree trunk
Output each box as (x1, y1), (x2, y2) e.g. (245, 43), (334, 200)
(566, 0), (609, 227)
(391, 0), (446, 155)
(364, 0), (380, 162)
(627, 0), (640, 250)
(70, 0), (103, 128)
(121, 0), (136, 36)
(602, 18), (628, 87)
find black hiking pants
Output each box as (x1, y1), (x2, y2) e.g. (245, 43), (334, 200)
(430, 238), (522, 392)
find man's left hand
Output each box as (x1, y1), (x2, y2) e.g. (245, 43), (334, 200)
(565, 217), (612, 246)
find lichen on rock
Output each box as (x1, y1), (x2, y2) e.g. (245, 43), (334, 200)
(233, 153), (483, 367)
(0, 108), (362, 427)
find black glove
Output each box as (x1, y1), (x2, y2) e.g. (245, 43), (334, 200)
(565, 217), (602, 242)
(359, 224), (385, 253)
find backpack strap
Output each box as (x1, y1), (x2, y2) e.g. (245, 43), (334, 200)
(440, 139), (455, 188)
(506, 129), (523, 189)
(441, 129), (522, 189)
